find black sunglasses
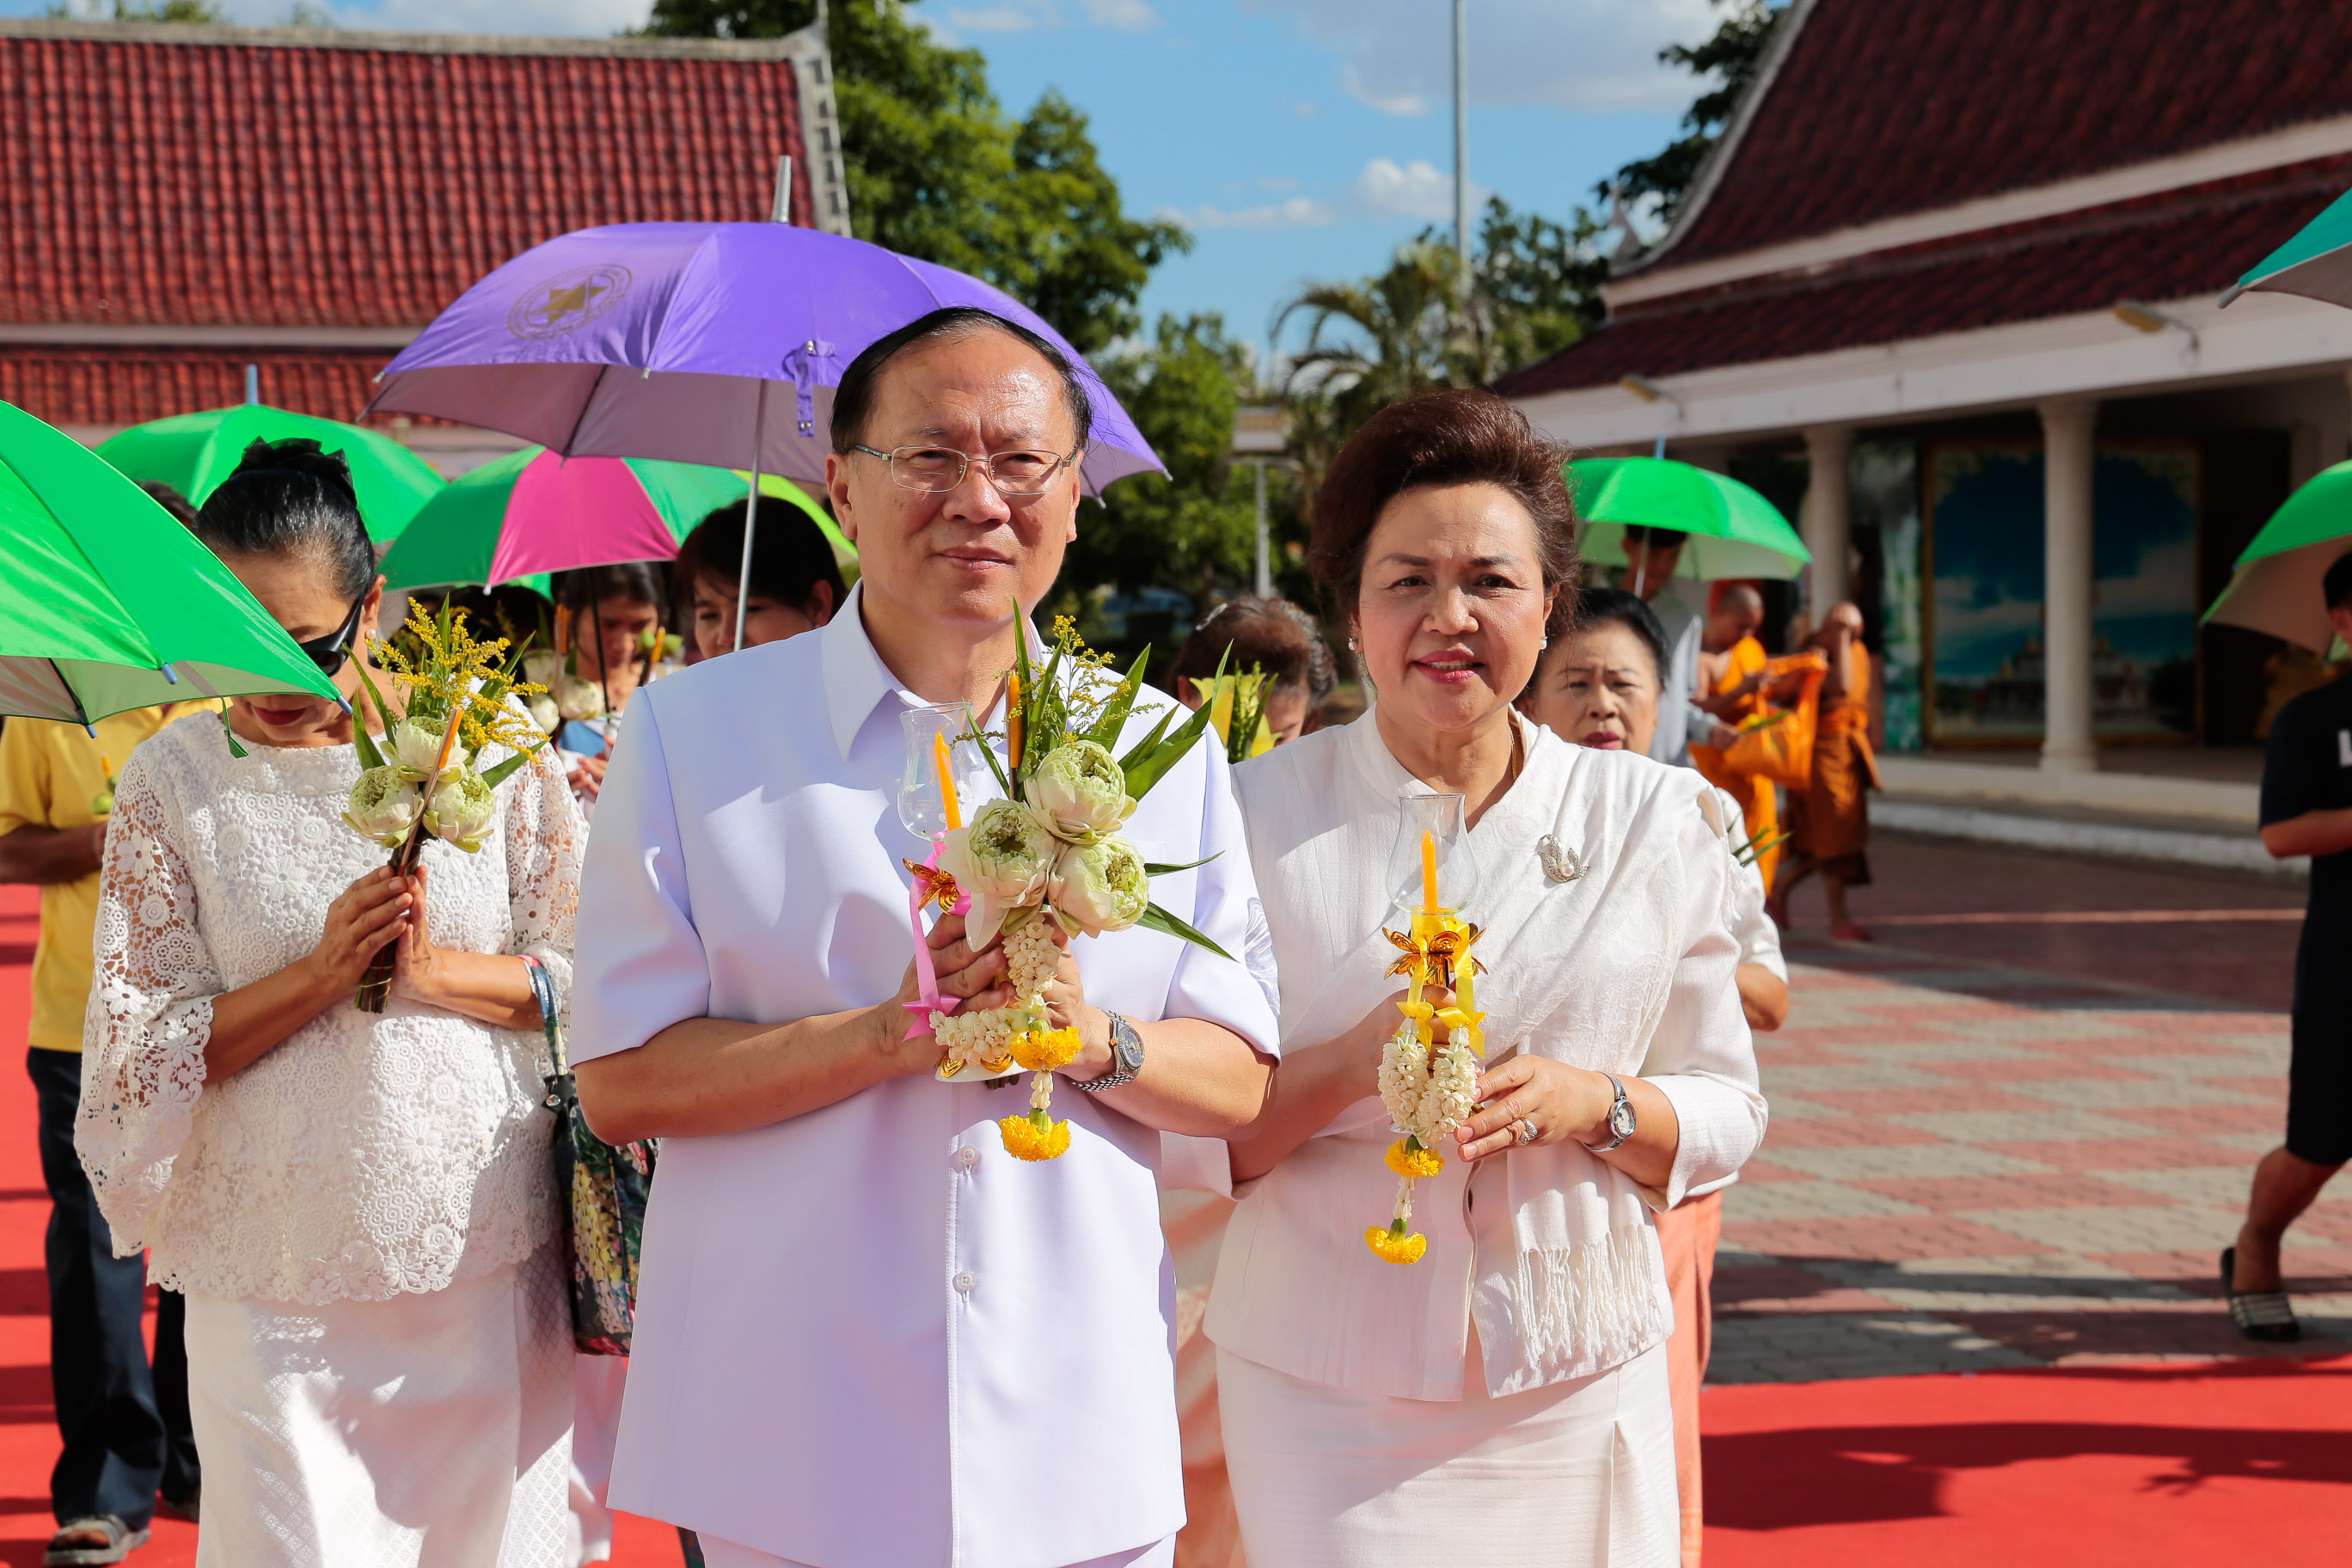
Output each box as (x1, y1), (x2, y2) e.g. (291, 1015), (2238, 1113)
(297, 594), (368, 676)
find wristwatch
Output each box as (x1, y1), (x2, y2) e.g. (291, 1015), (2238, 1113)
(1075, 1010), (1145, 1093)
(1581, 1072), (1637, 1153)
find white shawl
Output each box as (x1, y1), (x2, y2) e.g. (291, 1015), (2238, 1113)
(1210, 711), (1766, 1395)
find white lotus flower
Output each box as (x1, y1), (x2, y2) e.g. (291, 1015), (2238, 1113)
(522, 650), (563, 688)
(390, 718), (466, 781)
(1047, 834), (1150, 937)
(527, 696), (560, 735)
(555, 671), (605, 722)
(422, 769), (498, 853)
(1024, 739), (1136, 840)
(938, 797), (1055, 946)
(343, 766), (422, 848)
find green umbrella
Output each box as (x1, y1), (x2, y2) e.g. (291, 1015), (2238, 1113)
(2202, 459), (2352, 651)
(2220, 186), (2352, 310)
(379, 446), (849, 597)
(96, 403), (445, 540)
(0, 401), (347, 726)
(1568, 456), (1811, 582)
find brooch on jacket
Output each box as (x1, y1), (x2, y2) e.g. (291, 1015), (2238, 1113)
(1536, 834), (1588, 884)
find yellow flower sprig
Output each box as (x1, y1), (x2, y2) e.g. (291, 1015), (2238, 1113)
(369, 602), (548, 760)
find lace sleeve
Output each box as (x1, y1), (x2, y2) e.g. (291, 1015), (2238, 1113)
(75, 750), (218, 1259)
(503, 733), (584, 1016)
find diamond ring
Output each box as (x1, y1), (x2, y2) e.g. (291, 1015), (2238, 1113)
(1515, 1118), (1539, 1146)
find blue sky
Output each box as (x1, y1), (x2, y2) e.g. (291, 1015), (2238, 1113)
(23, 0), (1718, 360)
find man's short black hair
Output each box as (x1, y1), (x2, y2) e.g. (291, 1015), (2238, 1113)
(828, 305), (1093, 457)
(2325, 549), (2352, 614)
(1620, 524), (1689, 549)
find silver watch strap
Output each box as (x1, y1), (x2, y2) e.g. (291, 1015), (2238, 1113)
(1580, 1072), (1632, 1153)
(1075, 1010), (1140, 1093)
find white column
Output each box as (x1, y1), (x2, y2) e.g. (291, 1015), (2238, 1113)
(1802, 425), (1855, 611)
(2039, 398), (2098, 773)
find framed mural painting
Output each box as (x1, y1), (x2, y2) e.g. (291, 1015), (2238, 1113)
(1923, 441), (2200, 747)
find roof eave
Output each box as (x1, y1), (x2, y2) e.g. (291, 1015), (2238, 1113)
(0, 17), (824, 63)
(1612, 0), (1822, 280)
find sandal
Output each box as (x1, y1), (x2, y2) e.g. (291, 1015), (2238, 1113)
(1829, 922), (1870, 942)
(2222, 1246), (2300, 1343)
(45, 1516), (149, 1566)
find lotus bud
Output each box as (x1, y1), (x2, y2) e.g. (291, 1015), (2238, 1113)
(1046, 835), (1150, 937)
(938, 797), (1056, 946)
(1024, 739), (1136, 840)
(390, 718), (466, 781)
(421, 769), (498, 853)
(343, 766), (423, 848)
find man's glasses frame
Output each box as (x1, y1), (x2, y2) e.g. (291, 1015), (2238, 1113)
(297, 593), (368, 676)
(849, 443), (1081, 497)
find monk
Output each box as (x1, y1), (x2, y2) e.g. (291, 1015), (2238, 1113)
(1690, 583), (1779, 886)
(1773, 601), (1877, 939)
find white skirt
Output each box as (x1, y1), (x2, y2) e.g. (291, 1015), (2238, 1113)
(1217, 1338), (1678, 1568)
(185, 1245), (574, 1567)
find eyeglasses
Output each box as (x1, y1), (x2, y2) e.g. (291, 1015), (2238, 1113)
(296, 594), (368, 676)
(849, 443), (1079, 497)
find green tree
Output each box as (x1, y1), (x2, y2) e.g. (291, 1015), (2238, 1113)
(47, 1), (225, 18)
(640, 0), (1186, 353)
(1610, 0), (1785, 223)
(1063, 313), (1266, 614)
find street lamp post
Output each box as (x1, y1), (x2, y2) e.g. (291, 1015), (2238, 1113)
(1232, 406), (1289, 599)
(1453, 0), (1470, 288)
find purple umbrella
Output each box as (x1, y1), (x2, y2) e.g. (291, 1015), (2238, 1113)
(368, 221), (1161, 647)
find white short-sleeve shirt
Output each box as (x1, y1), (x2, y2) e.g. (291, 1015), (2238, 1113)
(570, 586), (1277, 1568)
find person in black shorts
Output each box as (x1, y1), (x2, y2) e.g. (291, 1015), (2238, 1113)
(2226, 550), (2352, 1341)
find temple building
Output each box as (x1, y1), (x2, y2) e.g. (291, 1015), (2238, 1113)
(0, 17), (848, 473)
(1500, 0), (2352, 837)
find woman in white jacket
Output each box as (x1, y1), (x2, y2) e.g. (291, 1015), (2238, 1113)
(1207, 391), (1767, 1566)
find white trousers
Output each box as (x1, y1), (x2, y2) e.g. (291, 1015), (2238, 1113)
(697, 1534), (1177, 1568)
(1218, 1340), (1679, 1568)
(186, 1246), (574, 1568)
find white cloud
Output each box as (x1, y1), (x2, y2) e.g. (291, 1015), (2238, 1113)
(1081, 0), (1160, 29)
(1246, 0), (1719, 115)
(1338, 63), (1429, 118)
(945, 5), (1044, 33)
(1160, 196), (1336, 231)
(1351, 156), (1479, 221)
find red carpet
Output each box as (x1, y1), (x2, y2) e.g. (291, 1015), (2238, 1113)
(0, 883), (680, 1566)
(1703, 1357), (2352, 1565)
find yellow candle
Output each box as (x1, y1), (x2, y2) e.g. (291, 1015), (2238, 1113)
(934, 732), (961, 830)
(1008, 671), (1023, 770)
(1421, 829), (1438, 910)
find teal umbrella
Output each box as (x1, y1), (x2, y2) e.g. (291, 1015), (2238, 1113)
(97, 404), (446, 539)
(0, 401), (346, 726)
(1569, 457), (1811, 582)
(380, 446), (848, 597)
(2202, 459), (2352, 651)
(2220, 187), (2352, 310)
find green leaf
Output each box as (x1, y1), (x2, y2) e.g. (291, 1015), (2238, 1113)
(1134, 899), (1233, 963)
(1084, 646), (1152, 749)
(1142, 852), (1220, 876)
(478, 734), (549, 790)
(1114, 703), (1176, 782)
(352, 660), (399, 738)
(1121, 650), (1223, 799)
(965, 716), (1014, 799)
(353, 723), (386, 772)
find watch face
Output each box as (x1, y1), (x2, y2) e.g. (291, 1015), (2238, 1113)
(1610, 1100), (1637, 1138)
(1117, 1027), (1145, 1070)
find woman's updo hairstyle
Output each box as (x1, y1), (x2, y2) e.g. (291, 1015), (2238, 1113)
(1307, 389), (1577, 611)
(1558, 585), (1671, 689)
(192, 438), (377, 602)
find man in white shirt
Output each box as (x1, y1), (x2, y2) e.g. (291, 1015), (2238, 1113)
(569, 307), (1279, 1568)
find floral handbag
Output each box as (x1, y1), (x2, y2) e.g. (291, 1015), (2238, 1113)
(526, 957), (656, 1356)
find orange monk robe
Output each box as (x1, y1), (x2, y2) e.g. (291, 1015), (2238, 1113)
(1785, 643), (1878, 884)
(1689, 634), (1779, 888)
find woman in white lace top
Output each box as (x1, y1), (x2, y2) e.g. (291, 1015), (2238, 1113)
(77, 439), (584, 1567)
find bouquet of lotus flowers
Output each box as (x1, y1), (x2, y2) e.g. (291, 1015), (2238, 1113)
(924, 616), (1231, 1162)
(341, 603), (551, 1012)
(1365, 797), (1487, 1265)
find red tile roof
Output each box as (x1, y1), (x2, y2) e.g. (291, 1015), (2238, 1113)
(1, 21), (818, 426)
(1659, 0), (2352, 268)
(0, 348), (385, 429)
(1494, 157), (2352, 401)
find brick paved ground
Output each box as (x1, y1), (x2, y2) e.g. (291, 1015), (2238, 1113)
(1713, 916), (2352, 1383)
